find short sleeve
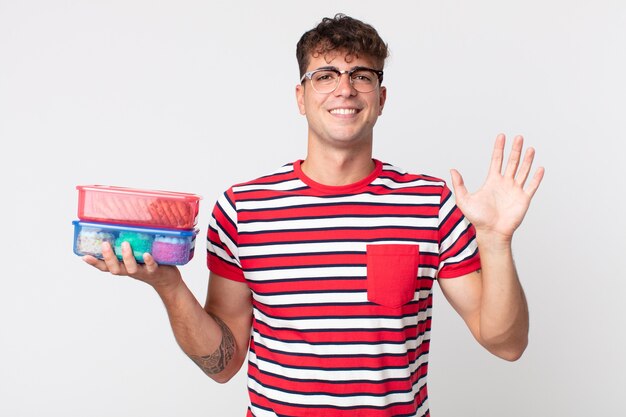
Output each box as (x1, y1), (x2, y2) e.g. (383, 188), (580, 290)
(437, 183), (481, 278)
(206, 188), (246, 283)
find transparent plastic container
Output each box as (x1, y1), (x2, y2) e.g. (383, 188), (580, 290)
(73, 220), (199, 265)
(76, 185), (201, 230)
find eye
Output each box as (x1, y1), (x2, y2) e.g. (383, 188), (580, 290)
(351, 71), (375, 82)
(313, 71), (337, 82)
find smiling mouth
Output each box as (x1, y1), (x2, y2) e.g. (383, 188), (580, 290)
(329, 108), (359, 115)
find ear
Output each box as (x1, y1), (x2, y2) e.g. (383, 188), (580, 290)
(378, 86), (387, 115)
(296, 84), (306, 115)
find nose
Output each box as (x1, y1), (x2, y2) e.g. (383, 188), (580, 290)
(334, 72), (356, 97)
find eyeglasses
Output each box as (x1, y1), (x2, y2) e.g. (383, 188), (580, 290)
(300, 66), (384, 94)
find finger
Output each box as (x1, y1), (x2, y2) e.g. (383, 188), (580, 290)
(488, 134), (506, 175)
(524, 167), (545, 199)
(82, 255), (110, 272)
(120, 241), (140, 275)
(449, 169), (469, 201)
(503, 135), (524, 179)
(102, 241), (126, 275)
(143, 252), (159, 274)
(515, 146), (535, 186)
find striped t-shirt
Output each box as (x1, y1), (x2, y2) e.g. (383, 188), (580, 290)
(207, 159), (481, 417)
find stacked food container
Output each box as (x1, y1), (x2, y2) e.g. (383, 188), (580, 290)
(72, 185), (202, 265)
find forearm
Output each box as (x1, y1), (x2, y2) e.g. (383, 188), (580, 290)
(84, 244), (246, 380)
(154, 280), (243, 383)
(476, 234), (529, 360)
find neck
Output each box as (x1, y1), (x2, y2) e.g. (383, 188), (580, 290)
(301, 144), (375, 186)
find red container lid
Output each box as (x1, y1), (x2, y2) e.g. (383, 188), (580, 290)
(77, 185), (202, 230)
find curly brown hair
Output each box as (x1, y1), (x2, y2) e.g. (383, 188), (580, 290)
(296, 14), (389, 77)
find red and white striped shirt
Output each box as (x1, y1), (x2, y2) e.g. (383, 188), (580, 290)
(207, 160), (481, 417)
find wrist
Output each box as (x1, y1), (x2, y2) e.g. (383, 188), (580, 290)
(475, 229), (514, 252)
(152, 270), (185, 303)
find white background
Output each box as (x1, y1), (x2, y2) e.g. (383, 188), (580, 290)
(1, 1), (624, 416)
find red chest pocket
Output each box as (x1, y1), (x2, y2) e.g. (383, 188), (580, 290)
(366, 244), (420, 308)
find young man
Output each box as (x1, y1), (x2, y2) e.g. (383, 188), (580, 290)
(85, 14), (544, 417)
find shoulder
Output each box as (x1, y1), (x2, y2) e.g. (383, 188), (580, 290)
(377, 161), (447, 190)
(231, 162), (298, 189)
(215, 162), (300, 205)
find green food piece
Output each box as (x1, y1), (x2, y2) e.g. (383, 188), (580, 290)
(114, 231), (154, 261)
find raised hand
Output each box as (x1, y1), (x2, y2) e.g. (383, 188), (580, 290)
(449, 134), (544, 243)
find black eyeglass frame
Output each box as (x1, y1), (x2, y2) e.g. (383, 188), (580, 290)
(300, 66), (384, 93)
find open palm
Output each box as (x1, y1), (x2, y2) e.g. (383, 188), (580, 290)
(450, 134), (544, 241)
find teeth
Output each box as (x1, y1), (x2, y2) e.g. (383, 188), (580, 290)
(330, 108), (357, 115)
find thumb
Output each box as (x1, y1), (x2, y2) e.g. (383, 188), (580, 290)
(449, 169), (468, 201)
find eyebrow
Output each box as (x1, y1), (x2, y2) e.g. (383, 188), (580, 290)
(311, 66), (339, 72)
(309, 65), (372, 73)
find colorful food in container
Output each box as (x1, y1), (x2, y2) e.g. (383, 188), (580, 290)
(73, 221), (198, 265)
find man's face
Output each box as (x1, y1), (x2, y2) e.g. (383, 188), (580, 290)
(296, 51), (387, 150)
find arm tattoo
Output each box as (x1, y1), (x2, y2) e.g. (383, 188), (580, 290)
(188, 313), (236, 376)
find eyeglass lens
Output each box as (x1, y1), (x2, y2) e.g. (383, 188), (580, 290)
(311, 69), (379, 93)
